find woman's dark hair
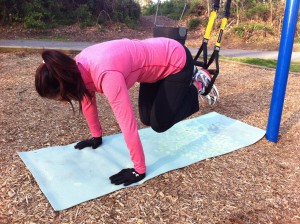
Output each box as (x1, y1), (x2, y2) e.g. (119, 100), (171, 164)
(35, 50), (91, 111)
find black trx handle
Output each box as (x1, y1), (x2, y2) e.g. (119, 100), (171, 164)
(224, 0), (231, 18)
(213, 0), (220, 11)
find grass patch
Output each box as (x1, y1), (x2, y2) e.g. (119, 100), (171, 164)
(221, 56), (300, 73)
(38, 35), (71, 41)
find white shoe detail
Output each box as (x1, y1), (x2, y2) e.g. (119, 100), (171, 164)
(132, 171), (139, 177)
(193, 67), (219, 105)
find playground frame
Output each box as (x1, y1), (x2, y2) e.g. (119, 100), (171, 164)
(266, 0), (300, 142)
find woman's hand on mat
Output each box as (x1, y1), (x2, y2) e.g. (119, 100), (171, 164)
(109, 168), (146, 186)
(74, 137), (102, 150)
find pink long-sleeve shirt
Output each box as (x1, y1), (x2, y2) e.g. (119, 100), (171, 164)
(74, 37), (186, 174)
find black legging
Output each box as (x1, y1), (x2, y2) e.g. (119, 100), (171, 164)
(138, 46), (199, 133)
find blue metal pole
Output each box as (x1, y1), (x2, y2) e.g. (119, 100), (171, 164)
(266, 0), (300, 142)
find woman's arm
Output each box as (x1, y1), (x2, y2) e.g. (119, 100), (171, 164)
(81, 93), (103, 138)
(74, 93), (103, 150)
(101, 71), (146, 174)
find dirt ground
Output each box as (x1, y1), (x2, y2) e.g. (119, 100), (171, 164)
(1, 16), (300, 223)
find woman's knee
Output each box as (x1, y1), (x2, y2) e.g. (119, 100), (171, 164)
(140, 116), (150, 126)
(150, 122), (170, 133)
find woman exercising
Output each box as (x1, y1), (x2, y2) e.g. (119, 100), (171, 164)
(35, 37), (218, 186)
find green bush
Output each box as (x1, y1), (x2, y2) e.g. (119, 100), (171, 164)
(187, 18), (201, 30)
(142, 0), (188, 20)
(141, 2), (156, 16)
(246, 3), (269, 21)
(187, 0), (206, 15)
(112, 0), (141, 27)
(233, 23), (274, 38)
(232, 26), (245, 38)
(0, 0), (141, 28)
(24, 12), (47, 29)
(75, 4), (93, 27)
(23, 0), (48, 29)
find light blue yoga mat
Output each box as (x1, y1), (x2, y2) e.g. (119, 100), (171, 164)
(18, 112), (265, 211)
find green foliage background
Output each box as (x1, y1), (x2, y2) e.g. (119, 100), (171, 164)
(142, 0), (299, 39)
(0, 0), (299, 39)
(0, 0), (140, 28)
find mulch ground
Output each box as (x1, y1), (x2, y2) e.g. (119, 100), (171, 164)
(1, 16), (299, 223)
(0, 50), (299, 223)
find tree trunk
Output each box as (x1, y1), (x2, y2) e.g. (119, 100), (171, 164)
(235, 1), (239, 25)
(207, 0), (210, 14)
(269, 0), (273, 24)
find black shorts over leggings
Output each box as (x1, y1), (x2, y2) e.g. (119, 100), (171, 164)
(138, 46), (199, 133)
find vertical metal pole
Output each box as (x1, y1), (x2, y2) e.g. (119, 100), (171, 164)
(266, 0), (300, 142)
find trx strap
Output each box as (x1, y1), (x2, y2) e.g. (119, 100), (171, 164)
(194, 0), (220, 65)
(194, 0), (232, 96)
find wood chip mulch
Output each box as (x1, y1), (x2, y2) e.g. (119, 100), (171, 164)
(0, 48), (299, 223)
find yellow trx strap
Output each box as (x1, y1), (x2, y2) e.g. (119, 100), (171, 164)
(194, 0), (232, 96)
